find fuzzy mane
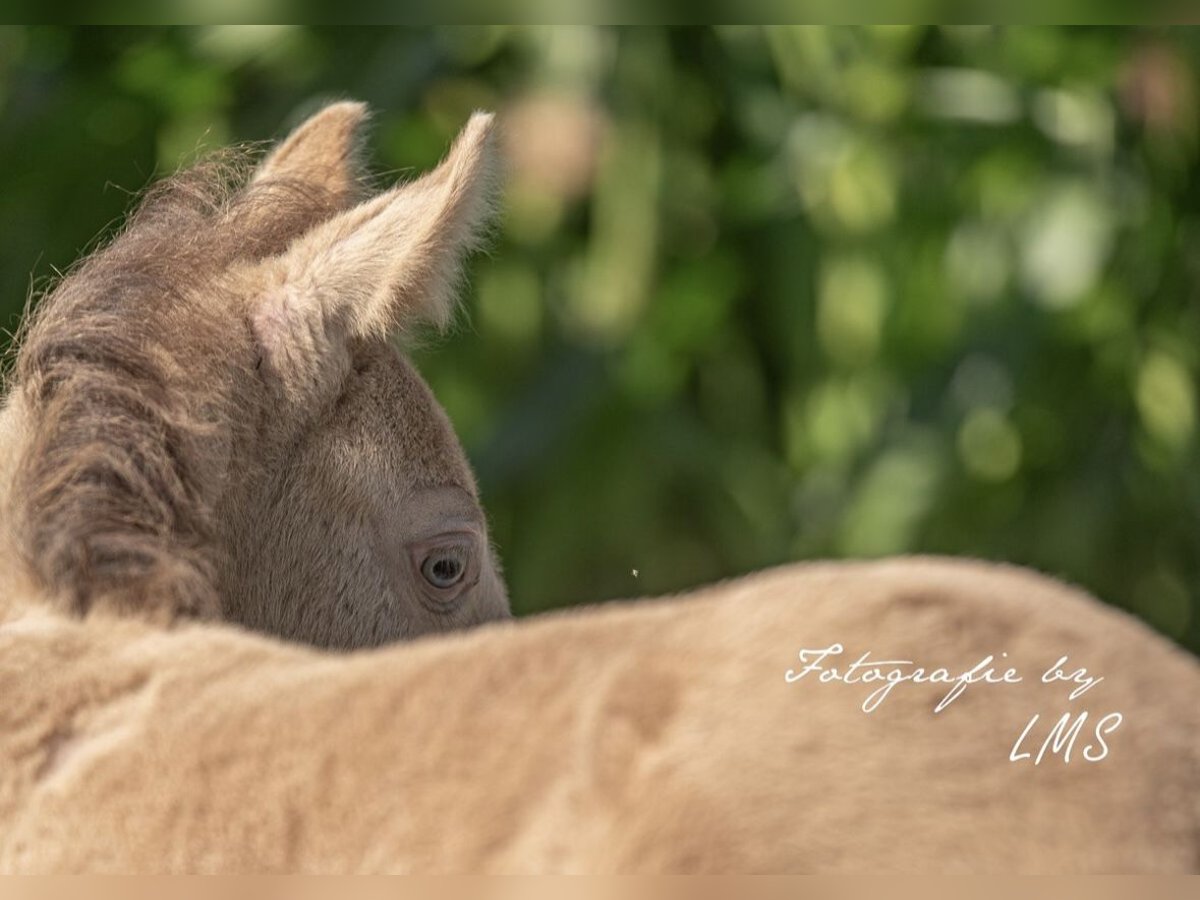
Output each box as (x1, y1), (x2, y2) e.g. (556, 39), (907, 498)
(8, 150), (353, 620)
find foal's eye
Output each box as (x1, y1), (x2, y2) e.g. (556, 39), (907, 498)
(420, 546), (467, 589)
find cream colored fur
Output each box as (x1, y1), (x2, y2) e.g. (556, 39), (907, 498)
(0, 103), (1196, 873)
(0, 558), (1197, 872)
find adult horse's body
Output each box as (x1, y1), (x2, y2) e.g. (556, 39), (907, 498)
(2, 557), (1197, 872)
(0, 102), (1196, 873)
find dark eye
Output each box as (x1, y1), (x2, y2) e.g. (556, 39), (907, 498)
(421, 547), (467, 589)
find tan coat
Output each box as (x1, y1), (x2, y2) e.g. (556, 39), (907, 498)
(2, 557), (1196, 872)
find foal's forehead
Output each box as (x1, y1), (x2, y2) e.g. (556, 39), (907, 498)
(333, 342), (477, 493)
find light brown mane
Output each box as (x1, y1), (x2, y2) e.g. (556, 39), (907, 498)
(8, 151), (354, 620)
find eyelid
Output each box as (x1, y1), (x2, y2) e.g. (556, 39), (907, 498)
(408, 529), (482, 607)
(411, 527), (481, 552)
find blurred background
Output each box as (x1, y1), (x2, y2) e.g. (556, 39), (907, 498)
(0, 26), (1197, 651)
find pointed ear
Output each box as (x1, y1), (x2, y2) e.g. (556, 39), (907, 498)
(251, 100), (370, 203)
(228, 102), (371, 261)
(257, 111), (500, 351)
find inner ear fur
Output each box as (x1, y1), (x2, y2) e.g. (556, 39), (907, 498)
(250, 110), (501, 369)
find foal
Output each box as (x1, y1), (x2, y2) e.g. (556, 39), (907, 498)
(0, 103), (510, 648)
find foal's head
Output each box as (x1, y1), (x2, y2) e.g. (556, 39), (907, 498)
(4, 102), (510, 648)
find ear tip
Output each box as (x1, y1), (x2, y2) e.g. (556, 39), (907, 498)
(281, 100), (370, 142)
(312, 100), (371, 127)
(445, 112), (502, 190)
(464, 110), (498, 141)
(461, 112), (503, 183)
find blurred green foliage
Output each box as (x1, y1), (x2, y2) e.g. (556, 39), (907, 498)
(1, 27), (1198, 651)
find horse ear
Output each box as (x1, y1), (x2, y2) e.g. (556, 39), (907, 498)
(254, 111), (499, 358)
(251, 100), (369, 203)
